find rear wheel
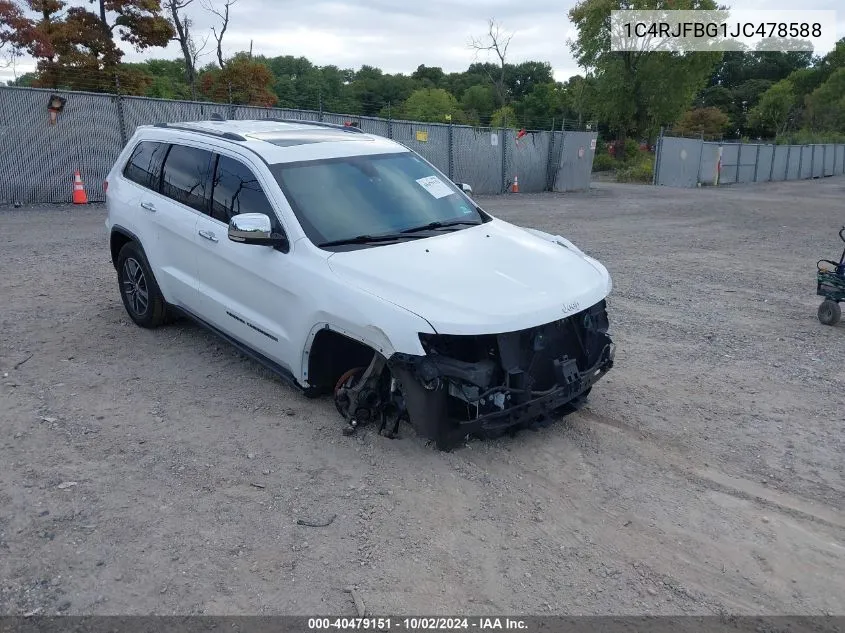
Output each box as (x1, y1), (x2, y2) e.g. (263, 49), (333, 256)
(117, 241), (167, 328)
(818, 299), (841, 326)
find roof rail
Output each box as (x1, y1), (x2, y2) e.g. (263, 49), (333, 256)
(154, 122), (247, 142)
(263, 118), (365, 133)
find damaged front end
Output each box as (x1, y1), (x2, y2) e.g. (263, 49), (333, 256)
(387, 299), (616, 450)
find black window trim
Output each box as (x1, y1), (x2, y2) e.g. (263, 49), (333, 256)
(205, 149), (290, 243)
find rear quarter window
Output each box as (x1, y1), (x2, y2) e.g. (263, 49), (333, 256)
(122, 141), (168, 191)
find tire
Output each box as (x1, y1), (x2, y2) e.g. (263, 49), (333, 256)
(817, 299), (841, 326)
(116, 241), (168, 328)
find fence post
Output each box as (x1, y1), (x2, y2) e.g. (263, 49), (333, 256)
(696, 132), (704, 186)
(822, 144), (827, 176)
(448, 120), (454, 181)
(753, 144), (760, 182)
(736, 142), (743, 183)
(768, 144), (775, 181)
(797, 145), (804, 179)
(500, 127), (507, 194)
(652, 126), (664, 186)
(785, 145), (791, 180)
(545, 128), (556, 191)
(113, 74), (128, 147)
(227, 82), (236, 119)
(834, 144), (840, 175)
(810, 144), (815, 178)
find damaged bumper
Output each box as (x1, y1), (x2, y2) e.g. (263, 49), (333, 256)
(387, 299), (616, 449)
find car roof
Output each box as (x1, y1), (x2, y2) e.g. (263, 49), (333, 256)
(139, 118), (407, 165)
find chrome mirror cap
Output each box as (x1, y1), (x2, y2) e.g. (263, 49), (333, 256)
(228, 213), (272, 242)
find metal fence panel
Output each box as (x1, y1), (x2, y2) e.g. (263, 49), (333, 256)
(654, 136), (703, 187)
(810, 145), (823, 178)
(391, 120), (450, 176)
(553, 131), (598, 192)
(699, 142), (721, 185)
(754, 145), (774, 182)
(0, 87), (123, 204)
(122, 96), (228, 138)
(736, 144), (758, 183)
(0, 86), (593, 205)
(823, 144), (835, 176)
(770, 145), (789, 181)
(655, 135), (845, 187)
(799, 146), (812, 179)
(504, 129), (551, 193)
(452, 126), (503, 195)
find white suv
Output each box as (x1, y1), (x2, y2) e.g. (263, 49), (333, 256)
(104, 117), (615, 449)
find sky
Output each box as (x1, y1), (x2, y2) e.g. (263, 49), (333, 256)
(1, 0), (842, 84)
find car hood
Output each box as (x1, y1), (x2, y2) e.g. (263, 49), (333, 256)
(326, 219), (612, 335)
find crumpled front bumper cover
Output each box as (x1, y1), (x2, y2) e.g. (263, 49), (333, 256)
(387, 339), (615, 450)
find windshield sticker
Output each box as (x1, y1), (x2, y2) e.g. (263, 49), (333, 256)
(416, 176), (454, 199)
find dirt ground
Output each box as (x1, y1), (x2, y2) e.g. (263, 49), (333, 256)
(1, 178), (844, 617)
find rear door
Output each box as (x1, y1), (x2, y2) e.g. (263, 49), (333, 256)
(148, 142), (216, 315)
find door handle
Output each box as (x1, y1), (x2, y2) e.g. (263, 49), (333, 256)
(198, 229), (218, 243)
(140, 201), (156, 212)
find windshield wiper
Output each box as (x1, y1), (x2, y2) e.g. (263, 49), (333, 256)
(400, 220), (481, 234)
(317, 233), (426, 247)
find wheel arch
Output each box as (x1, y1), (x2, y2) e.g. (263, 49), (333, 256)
(302, 323), (394, 397)
(109, 225), (145, 271)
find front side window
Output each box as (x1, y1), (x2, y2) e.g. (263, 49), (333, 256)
(123, 141), (168, 191)
(210, 155), (279, 231)
(160, 144), (214, 213)
(269, 151), (483, 247)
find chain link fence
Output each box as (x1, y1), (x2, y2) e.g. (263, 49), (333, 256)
(0, 86), (597, 205)
(654, 132), (845, 188)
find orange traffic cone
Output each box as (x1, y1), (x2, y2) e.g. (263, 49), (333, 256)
(511, 175), (520, 193)
(72, 170), (88, 205)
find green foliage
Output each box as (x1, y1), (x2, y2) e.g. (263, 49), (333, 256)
(803, 67), (845, 133)
(592, 152), (616, 172)
(673, 107), (730, 139)
(567, 0), (722, 142)
(747, 79), (795, 137)
(397, 88), (460, 123)
(615, 154), (654, 183)
(490, 106), (519, 128)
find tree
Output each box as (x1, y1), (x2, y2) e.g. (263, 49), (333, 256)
(673, 107), (729, 138)
(164, 0), (209, 96)
(802, 68), (845, 133)
(204, 0), (236, 69)
(397, 88), (460, 123)
(412, 65), (446, 88)
(518, 82), (566, 129)
(746, 79), (795, 137)
(505, 61), (555, 101)
(0, 0), (173, 91)
(199, 53), (277, 106)
(490, 105), (519, 128)
(459, 85), (495, 124)
(469, 18), (514, 106)
(568, 0), (721, 151)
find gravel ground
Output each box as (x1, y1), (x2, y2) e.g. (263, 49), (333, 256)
(1, 178), (844, 617)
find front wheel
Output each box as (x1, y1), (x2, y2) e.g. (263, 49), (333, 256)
(116, 241), (167, 328)
(818, 299), (841, 326)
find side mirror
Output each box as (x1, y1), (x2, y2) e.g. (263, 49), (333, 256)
(456, 182), (473, 196)
(228, 213), (288, 249)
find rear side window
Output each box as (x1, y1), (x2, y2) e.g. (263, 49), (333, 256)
(160, 144), (214, 213)
(210, 155), (279, 228)
(123, 141), (168, 191)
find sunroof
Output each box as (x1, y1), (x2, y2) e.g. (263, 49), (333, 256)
(257, 132), (375, 147)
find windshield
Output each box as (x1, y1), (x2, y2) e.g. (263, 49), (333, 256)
(268, 151), (484, 248)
